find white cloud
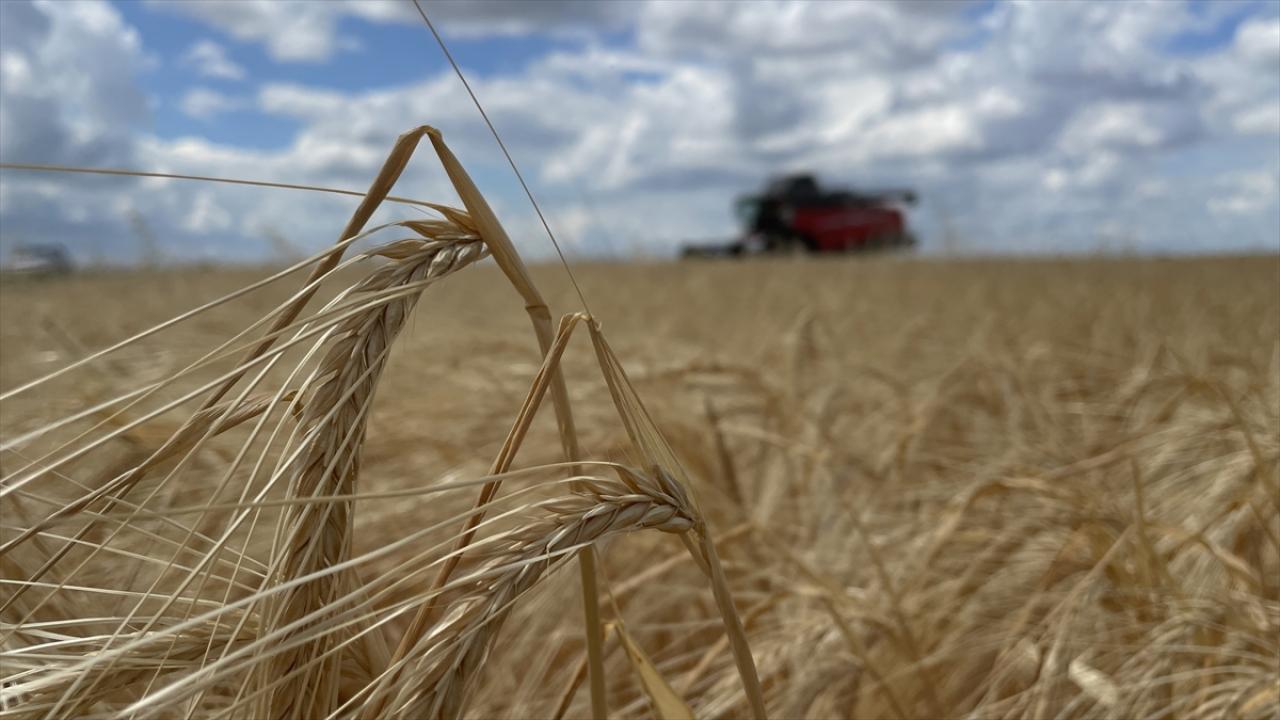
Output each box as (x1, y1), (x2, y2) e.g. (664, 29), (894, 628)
(3, 0), (1279, 264)
(0, 0), (154, 263)
(1233, 102), (1280, 136)
(181, 39), (244, 80)
(1041, 153), (1122, 193)
(147, 0), (359, 62)
(0, 0), (149, 166)
(422, 0), (637, 38)
(178, 87), (242, 119)
(147, 0), (636, 62)
(257, 84), (350, 119)
(1195, 15), (1280, 139)
(1209, 170), (1280, 216)
(1059, 101), (1201, 153)
(636, 1), (966, 67)
(182, 190), (234, 233)
(1235, 16), (1280, 69)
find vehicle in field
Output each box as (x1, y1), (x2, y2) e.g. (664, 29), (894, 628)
(4, 244), (74, 276)
(682, 174), (917, 257)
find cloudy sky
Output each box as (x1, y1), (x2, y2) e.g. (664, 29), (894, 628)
(0, 0), (1277, 264)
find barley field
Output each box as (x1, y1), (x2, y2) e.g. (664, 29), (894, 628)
(2, 214), (1277, 720)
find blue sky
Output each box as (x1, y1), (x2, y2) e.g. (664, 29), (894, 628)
(112, 2), (580, 146)
(1, 0), (1278, 264)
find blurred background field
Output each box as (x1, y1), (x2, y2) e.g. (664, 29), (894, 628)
(2, 0), (1279, 716)
(3, 252), (1276, 717)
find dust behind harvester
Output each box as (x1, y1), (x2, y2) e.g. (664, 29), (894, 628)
(682, 174), (917, 258)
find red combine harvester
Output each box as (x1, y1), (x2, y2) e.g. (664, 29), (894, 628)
(682, 174), (917, 257)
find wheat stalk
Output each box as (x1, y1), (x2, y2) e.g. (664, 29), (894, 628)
(0, 125), (768, 720)
(377, 469), (696, 719)
(255, 231), (487, 720)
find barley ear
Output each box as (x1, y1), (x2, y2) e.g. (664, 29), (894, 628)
(204, 125), (436, 410)
(426, 128), (607, 717)
(588, 319), (768, 718)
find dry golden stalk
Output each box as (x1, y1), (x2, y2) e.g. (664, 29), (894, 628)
(0, 391), (290, 623)
(587, 320), (768, 718)
(384, 470), (697, 719)
(200, 126), (443, 410)
(256, 234), (486, 720)
(369, 126), (600, 720)
(2, 392), (285, 558)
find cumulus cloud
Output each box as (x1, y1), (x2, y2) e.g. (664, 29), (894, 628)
(147, 0), (636, 62)
(637, 1), (968, 67)
(146, 0), (360, 62)
(1234, 102), (1280, 136)
(178, 87), (242, 120)
(1058, 101), (1202, 154)
(0, 0), (155, 263)
(2, 0), (1278, 264)
(424, 0), (637, 38)
(1235, 16), (1280, 69)
(1210, 170), (1279, 216)
(0, 0), (148, 166)
(181, 39), (244, 80)
(1196, 15), (1280, 139)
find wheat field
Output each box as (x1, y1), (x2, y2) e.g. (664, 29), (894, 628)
(2, 188), (1277, 720)
(1, 0), (1278, 713)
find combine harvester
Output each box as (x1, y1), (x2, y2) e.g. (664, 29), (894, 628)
(682, 174), (917, 257)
